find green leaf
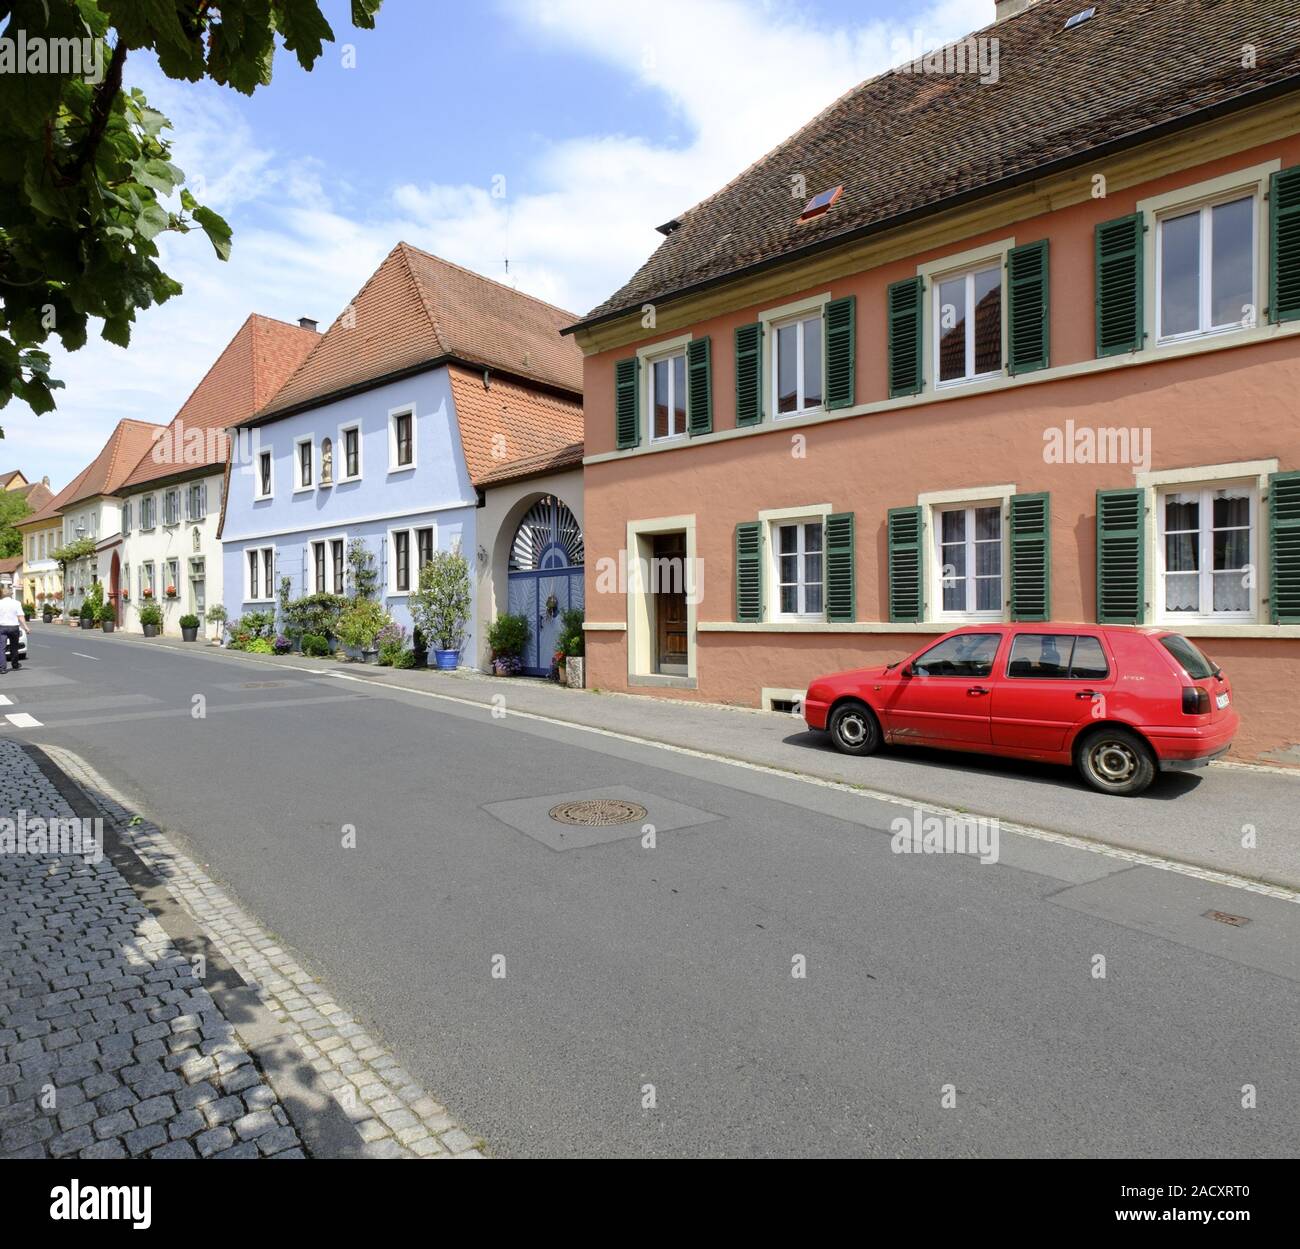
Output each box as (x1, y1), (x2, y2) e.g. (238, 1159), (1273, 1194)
(193, 205), (233, 261)
(136, 202), (170, 240)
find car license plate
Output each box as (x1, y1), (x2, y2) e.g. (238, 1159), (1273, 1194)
(1216, 691), (1230, 710)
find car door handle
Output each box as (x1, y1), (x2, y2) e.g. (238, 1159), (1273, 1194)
(967, 686), (990, 696)
(1075, 689), (1097, 699)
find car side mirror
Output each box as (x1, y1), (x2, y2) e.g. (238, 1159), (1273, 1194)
(900, 663), (913, 678)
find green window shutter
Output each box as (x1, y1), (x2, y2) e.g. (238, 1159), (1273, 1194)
(614, 357), (640, 449)
(735, 521), (763, 622)
(1095, 213), (1145, 357)
(824, 512), (855, 622)
(1009, 492), (1051, 621)
(1269, 470), (1300, 623)
(887, 505), (924, 623)
(686, 337), (713, 435)
(1269, 167), (1300, 324)
(734, 323), (763, 426)
(1007, 240), (1050, 374)
(823, 296), (856, 409)
(887, 277), (924, 398)
(1096, 488), (1145, 624)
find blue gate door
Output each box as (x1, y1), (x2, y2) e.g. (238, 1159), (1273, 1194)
(506, 497), (585, 677)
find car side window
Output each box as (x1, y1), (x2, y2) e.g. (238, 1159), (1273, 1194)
(911, 633), (1000, 678)
(1006, 634), (1110, 680)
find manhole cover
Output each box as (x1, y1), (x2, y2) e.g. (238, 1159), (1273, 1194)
(549, 799), (648, 827)
(1203, 909), (1251, 927)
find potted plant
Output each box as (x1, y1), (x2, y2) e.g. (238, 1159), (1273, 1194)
(409, 549), (470, 671)
(335, 596), (390, 663)
(375, 622), (408, 667)
(179, 613), (200, 642)
(98, 603), (116, 633)
(558, 608), (584, 688)
(42, 601), (53, 623)
(487, 613), (529, 676)
(205, 603), (227, 644)
(139, 602), (163, 638)
(165, 584), (178, 600)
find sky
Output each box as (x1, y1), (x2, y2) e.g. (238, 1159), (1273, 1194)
(6, 0), (995, 489)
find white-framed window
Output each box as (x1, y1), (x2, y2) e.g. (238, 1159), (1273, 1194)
(246, 546), (275, 602)
(331, 537), (346, 595)
(394, 529), (411, 593)
(140, 562), (155, 599)
(1157, 482), (1256, 622)
(772, 313), (823, 418)
(296, 437), (314, 490)
(649, 348), (687, 441)
(187, 481), (206, 521)
(935, 263), (1003, 386)
(936, 503), (1004, 619)
(387, 525), (435, 595)
(1156, 193), (1256, 343)
(256, 450), (274, 500)
(340, 425), (362, 481)
(122, 501), (132, 536)
(774, 519), (824, 617)
(140, 495), (156, 530)
(389, 409), (415, 471)
(164, 489), (180, 526)
(311, 540), (328, 594)
(164, 559), (179, 599)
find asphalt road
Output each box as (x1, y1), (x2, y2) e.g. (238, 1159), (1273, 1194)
(4, 626), (1299, 1158)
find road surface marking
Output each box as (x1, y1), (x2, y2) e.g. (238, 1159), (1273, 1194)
(0, 695), (11, 705)
(322, 670), (1300, 905)
(4, 713), (42, 728)
(72, 652), (100, 661)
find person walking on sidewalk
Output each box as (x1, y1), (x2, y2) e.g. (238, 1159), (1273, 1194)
(0, 586), (29, 673)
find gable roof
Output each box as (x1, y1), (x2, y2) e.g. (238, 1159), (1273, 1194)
(571, 0), (1300, 331)
(18, 466), (91, 529)
(119, 314), (319, 491)
(0, 470), (28, 490)
(60, 419), (167, 509)
(14, 481), (53, 515)
(253, 244), (583, 422)
(447, 367), (584, 489)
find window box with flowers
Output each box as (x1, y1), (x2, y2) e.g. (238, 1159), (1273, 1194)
(165, 585), (178, 600)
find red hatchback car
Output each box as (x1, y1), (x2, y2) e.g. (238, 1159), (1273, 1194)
(803, 624), (1238, 796)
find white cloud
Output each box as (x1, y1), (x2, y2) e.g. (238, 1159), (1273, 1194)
(11, 0), (991, 488)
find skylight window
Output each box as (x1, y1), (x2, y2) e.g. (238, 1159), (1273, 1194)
(1063, 7), (1097, 30)
(800, 186), (843, 221)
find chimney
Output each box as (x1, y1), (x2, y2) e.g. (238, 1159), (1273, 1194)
(298, 317), (319, 332)
(995, 0), (1036, 19)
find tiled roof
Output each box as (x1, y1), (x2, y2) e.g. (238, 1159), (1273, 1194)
(447, 367), (584, 489)
(14, 482), (54, 516)
(119, 314), (319, 490)
(0, 470), (27, 489)
(61, 419), (167, 509)
(0, 555), (22, 576)
(574, 0), (1300, 329)
(19, 467), (91, 528)
(473, 441), (585, 488)
(255, 244), (583, 421)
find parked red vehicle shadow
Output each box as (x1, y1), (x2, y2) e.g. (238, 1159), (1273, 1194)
(803, 624), (1238, 797)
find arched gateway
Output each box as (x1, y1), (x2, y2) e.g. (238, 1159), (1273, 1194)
(506, 495), (584, 676)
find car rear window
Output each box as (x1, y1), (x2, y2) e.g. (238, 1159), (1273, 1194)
(1006, 634), (1110, 680)
(1160, 634), (1217, 680)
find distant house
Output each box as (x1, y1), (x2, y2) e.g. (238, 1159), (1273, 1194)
(220, 244), (584, 672)
(117, 314), (318, 635)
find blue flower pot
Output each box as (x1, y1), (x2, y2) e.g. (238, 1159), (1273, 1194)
(433, 649), (459, 670)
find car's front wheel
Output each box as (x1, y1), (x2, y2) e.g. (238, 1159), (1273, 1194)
(1076, 727), (1156, 796)
(828, 700), (881, 757)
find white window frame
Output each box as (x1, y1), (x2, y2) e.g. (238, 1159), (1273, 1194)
(919, 238), (1013, 394)
(309, 539), (329, 595)
(140, 561), (156, 600)
(933, 503), (1005, 621)
(164, 559), (179, 600)
(255, 450), (274, 501)
(245, 545), (275, 603)
(387, 524), (437, 596)
(339, 424), (362, 482)
(163, 489), (181, 527)
(758, 504), (832, 622)
(140, 495), (156, 531)
(122, 500), (132, 536)
(647, 346), (688, 443)
(1154, 481), (1258, 624)
(1140, 160), (1275, 350)
(187, 481), (206, 521)
(329, 534), (348, 596)
(770, 313), (825, 421)
(1155, 194), (1259, 345)
(918, 484), (1015, 625)
(295, 436), (316, 492)
(932, 262), (1004, 389)
(388, 407), (416, 473)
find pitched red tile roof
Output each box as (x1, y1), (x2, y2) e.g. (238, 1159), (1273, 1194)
(0, 470), (28, 490)
(13, 482), (54, 515)
(255, 244), (582, 421)
(572, 0), (1300, 330)
(0, 555), (22, 576)
(61, 419), (168, 509)
(119, 314), (319, 490)
(447, 367), (584, 489)
(18, 466), (92, 528)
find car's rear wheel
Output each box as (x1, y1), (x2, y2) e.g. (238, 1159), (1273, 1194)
(828, 700), (881, 757)
(1076, 727), (1156, 796)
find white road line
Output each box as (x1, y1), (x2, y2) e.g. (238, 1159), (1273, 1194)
(0, 695), (11, 705)
(324, 670), (1300, 905)
(5, 713), (42, 728)
(72, 652), (100, 661)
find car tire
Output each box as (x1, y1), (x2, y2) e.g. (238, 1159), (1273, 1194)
(1076, 727), (1156, 797)
(828, 700), (881, 757)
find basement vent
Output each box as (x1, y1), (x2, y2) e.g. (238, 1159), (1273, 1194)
(769, 698), (799, 714)
(1063, 7), (1097, 31)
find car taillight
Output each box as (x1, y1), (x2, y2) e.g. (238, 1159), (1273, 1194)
(1182, 686), (1211, 715)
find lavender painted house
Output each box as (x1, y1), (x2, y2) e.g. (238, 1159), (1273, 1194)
(220, 244), (584, 666)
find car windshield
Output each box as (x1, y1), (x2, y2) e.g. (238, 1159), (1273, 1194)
(1160, 634), (1218, 680)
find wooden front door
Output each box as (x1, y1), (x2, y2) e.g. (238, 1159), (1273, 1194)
(653, 533), (688, 673)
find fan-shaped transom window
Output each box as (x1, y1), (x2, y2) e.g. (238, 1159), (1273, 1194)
(510, 496), (583, 572)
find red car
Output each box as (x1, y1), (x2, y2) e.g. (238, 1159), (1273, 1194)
(803, 624), (1238, 796)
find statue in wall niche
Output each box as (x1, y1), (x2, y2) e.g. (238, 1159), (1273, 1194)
(320, 438), (334, 485)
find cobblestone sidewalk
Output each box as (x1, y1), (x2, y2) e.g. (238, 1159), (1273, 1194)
(0, 739), (304, 1159)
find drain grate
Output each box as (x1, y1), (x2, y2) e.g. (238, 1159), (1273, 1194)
(240, 681), (288, 689)
(549, 799), (649, 827)
(1203, 910), (1251, 927)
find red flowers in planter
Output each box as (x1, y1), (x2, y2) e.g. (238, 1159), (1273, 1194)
(165, 586), (177, 598)
(142, 588), (154, 599)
